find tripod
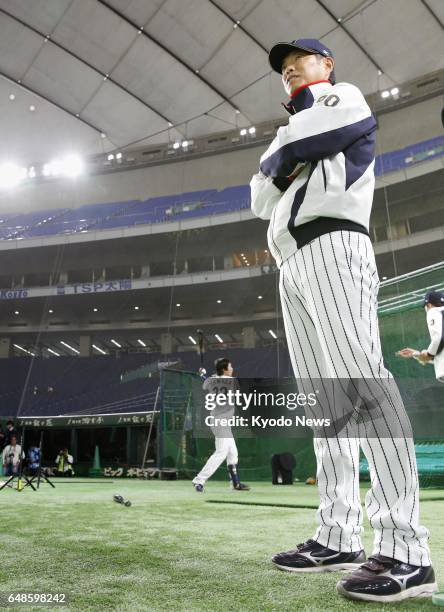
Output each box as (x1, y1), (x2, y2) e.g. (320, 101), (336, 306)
(0, 427), (36, 492)
(29, 430), (55, 489)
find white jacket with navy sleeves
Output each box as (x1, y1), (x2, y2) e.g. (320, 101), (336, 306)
(250, 81), (377, 267)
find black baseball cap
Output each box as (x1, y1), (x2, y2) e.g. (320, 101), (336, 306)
(269, 37), (336, 84)
(423, 290), (444, 307)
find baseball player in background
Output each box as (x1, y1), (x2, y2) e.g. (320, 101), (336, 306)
(397, 290), (444, 382)
(192, 358), (250, 492)
(250, 38), (437, 602)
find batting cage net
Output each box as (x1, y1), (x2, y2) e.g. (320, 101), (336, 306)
(159, 261), (444, 486)
(158, 369), (316, 481)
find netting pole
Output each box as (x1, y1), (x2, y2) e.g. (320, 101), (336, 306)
(157, 370), (165, 470)
(141, 387), (160, 469)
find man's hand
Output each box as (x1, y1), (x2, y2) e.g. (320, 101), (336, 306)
(396, 348), (419, 358)
(396, 348), (433, 366)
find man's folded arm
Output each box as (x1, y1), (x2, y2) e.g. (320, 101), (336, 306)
(260, 83), (377, 178)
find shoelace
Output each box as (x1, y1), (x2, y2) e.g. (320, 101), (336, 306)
(295, 539), (317, 552)
(362, 555), (397, 572)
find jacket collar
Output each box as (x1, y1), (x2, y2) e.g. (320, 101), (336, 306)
(282, 80), (332, 115)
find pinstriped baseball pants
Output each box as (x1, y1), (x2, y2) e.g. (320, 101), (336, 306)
(279, 231), (431, 566)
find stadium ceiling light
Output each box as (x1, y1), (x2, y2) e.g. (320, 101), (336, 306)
(47, 348), (60, 357)
(382, 276), (388, 280)
(9, 94), (15, 101)
(258, 295), (263, 300)
(216, 299), (222, 304)
(235, 109), (240, 114)
(173, 142), (180, 150)
(0, 163), (27, 189)
(43, 155), (84, 178)
(116, 152), (123, 160)
(60, 341), (80, 354)
(381, 90), (390, 99)
(176, 303), (181, 307)
(215, 334), (224, 343)
(182, 140), (189, 148)
(107, 154), (114, 161)
(168, 121), (173, 127)
(137, 339), (146, 347)
(248, 126), (256, 134)
(14, 310), (19, 315)
(134, 306), (140, 310)
(48, 309), (54, 314)
(92, 344), (106, 355)
(390, 87), (399, 96)
(29, 105), (35, 112)
(13, 344), (35, 356)
(100, 132), (106, 139)
(110, 339), (122, 348)
(269, 329), (277, 339)
(239, 128), (247, 136)
(189, 336), (197, 345)
(93, 307), (98, 312)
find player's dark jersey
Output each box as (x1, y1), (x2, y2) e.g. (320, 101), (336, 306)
(203, 374), (240, 420)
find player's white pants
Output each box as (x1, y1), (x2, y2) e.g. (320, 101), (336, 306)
(279, 231), (431, 566)
(193, 433), (238, 485)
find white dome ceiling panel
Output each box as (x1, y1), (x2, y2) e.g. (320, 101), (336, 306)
(105, 0), (165, 27)
(0, 0), (72, 34)
(24, 43), (104, 114)
(344, 0), (444, 84)
(239, 0), (335, 50)
(231, 73), (287, 124)
(146, 0), (233, 68)
(322, 0), (369, 18)
(321, 28), (381, 94)
(52, 0), (137, 75)
(212, 0), (270, 23)
(0, 13), (43, 79)
(0, 81), (102, 164)
(111, 35), (222, 122)
(199, 28), (267, 98)
(81, 80), (169, 147)
(425, 0), (444, 23)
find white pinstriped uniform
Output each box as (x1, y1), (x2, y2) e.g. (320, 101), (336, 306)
(251, 80), (432, 566)
(279, 233), (430, 566)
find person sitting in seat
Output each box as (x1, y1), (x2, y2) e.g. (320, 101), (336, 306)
(54, 448), (75, 477)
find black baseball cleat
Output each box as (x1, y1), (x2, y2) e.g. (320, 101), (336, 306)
(193, 483), (204, 492)
(232, 482), (250, 491)
(272, 539), (366, 573)
(336, 554), (438, 602)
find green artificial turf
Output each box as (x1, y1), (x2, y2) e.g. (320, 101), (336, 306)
(0, 479), (442, 611)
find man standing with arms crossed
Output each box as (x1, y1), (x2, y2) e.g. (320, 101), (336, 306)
(250, 38), (437, 602)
